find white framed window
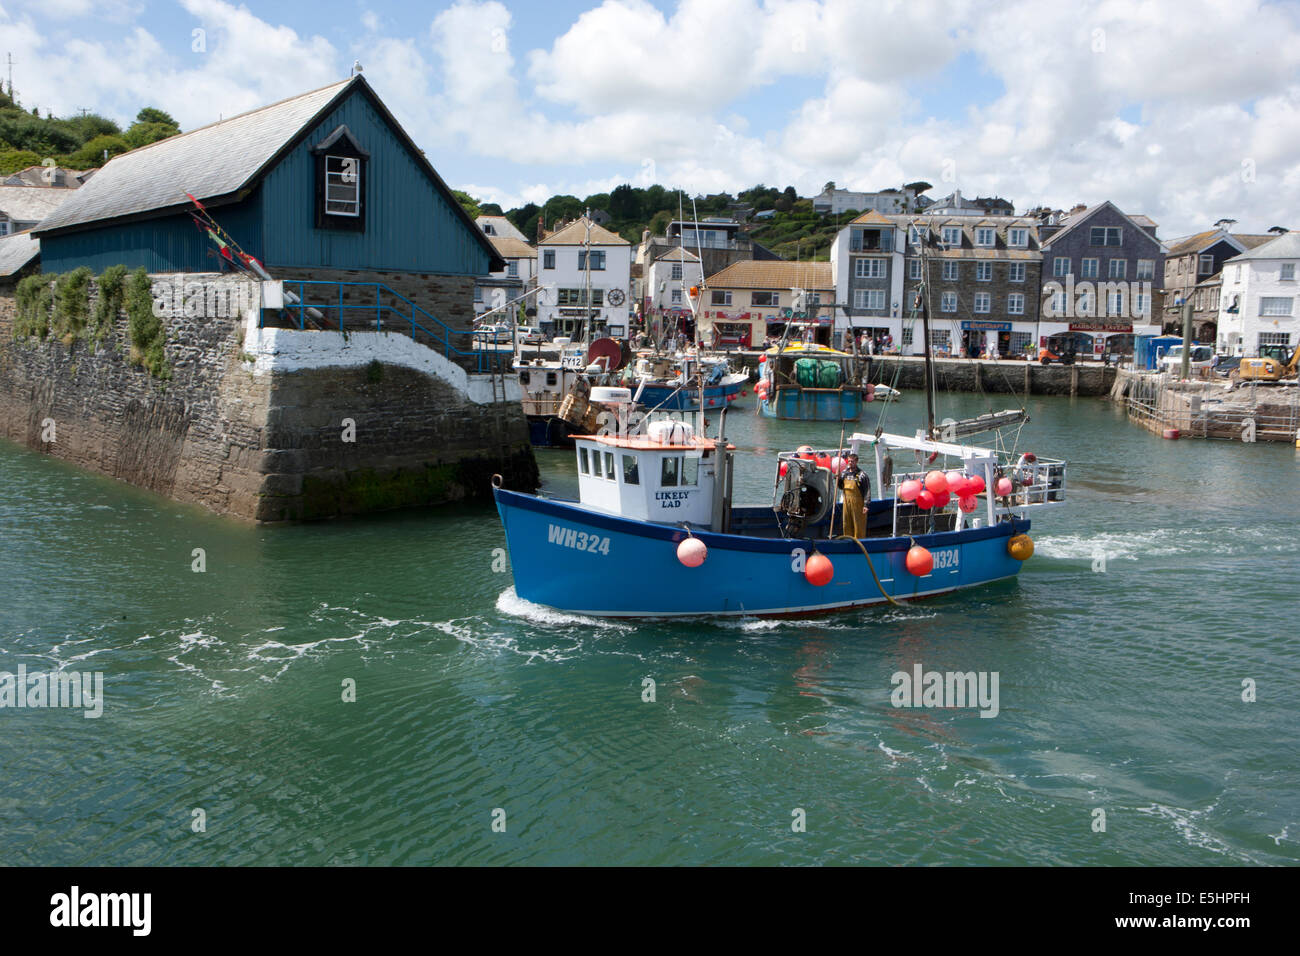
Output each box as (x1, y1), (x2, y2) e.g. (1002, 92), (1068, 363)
(1009, 331), (1032, 353)
(976, 262), (992, 282)
(0, 221), (10, 237)
(1053, 257), (1070, 277)
(908, 226), (923, 247)
(855, 258), (884, 278)
(1109, 258), (1127, 279)
(942, 226), (961, 246)
(473, 285), (483, 302)
(1259, 331), (1291, 348)
(1007, 293), (1024, 314)
(942, 261), (959, 281)
(1260, 296), (1293, 316)
(865, 289), (885, 310)
(975, 227), (996, 247)
(1134, 292), (1149, 317)
(1198, 254), (1214, 275)
(1136, 259), (1154, 280)
(901, 326), (914, 347)
(507, 260), (518, 277)
(670, 289), (682, 304)
(1081, 258), (1099, 279)
(752, 291), (778, 306)
(1077, 291), (1094, 316)
(974, 292), (991, 313)
(543, 250), (555, 269)
(711, 290), (732, 306)
(1090, 226), (1122, 246)
(578, 250), (606, 270)
(1008, 228), (1028, 247)
(1009, 262), (1026, 283)
(671, 264), (683, 280)
(1282, 263), (1296, 281)
(908, 258), (922, 279)
(1049, 291), (1067, 315)
(1107, 291), (1126, 315)
(941, 292), (957, 312)
(325, 155), (360, 216)
(930, 329), (951, 350)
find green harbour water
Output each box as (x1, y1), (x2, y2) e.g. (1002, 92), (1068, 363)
(1, 391), (1297, 865)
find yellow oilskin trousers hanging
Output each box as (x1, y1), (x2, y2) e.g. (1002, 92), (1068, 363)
(841, 476), (865, 538)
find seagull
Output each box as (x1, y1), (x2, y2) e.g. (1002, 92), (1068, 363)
(351, 60), (363, 76)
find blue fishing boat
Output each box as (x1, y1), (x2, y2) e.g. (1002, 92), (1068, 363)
(756, 339), (868, 421)
(627, 352), (749, 412)
(492, 407), (1065, 617)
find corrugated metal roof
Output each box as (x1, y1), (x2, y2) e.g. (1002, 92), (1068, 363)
(34, 79), (352, 235)
(540, 217), (629, 245)
(706, 259), (832, 290)
(0, 230), (39, 277)
(0, 185), (76, 224)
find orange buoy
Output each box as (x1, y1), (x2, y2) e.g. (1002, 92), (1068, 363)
(677, 537), (707, 567)
(804, 553), (834, 586)
(905, 545), (933, 576)
(924, 470), (948, 494)
(1007, 534), (1034, 561)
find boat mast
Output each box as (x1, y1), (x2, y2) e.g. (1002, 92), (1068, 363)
(918, 223), (937, 440)
(583, 210), (592, 347)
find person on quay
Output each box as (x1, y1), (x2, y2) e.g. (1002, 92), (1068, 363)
(837, 452), (869, 538)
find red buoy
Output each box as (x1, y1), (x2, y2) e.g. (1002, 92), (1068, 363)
(924, 470), (948, 494)
(966, 475), (986, 495)
(905, 545), (934, 576)
(995, 477), (1014, 496)
(915, 489), (936, 510)
(804, 552), (834, 586)
(677, 538), (707, 567)
(958, 495), (978, 513)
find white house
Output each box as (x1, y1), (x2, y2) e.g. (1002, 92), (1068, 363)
(474, 235), (537, 320)
(829, 211), (907, 349)
(1217, 232), (1300, 356)
(535, 217), (632, 338)
(645, 247), (702, 321)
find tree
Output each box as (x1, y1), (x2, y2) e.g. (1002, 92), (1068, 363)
(123, 107), (180, 150)
(782, 185), (797, 202)
(135, 107), (178, 128)
(649, 209), (673, 236)
(774, 196), (793, 213)
(479, 202), (503, 216)
(608, 183), (638, 221)
(69, 134), (129, 168)
(822, 181), (836, 194)
(0, 149), (42, 174)
(452, 190), (481, 219)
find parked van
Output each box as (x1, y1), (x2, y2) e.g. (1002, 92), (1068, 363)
(1159, 344), (1214, 372)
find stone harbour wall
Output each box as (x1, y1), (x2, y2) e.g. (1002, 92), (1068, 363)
(0, 272), (537, 523)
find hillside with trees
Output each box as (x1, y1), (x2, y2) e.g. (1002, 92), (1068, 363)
(0, 90), (181, 174)
(453, 181), (924, 261)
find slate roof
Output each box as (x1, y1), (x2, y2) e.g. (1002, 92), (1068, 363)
(706, 259), (832, 290)
(35, 80), (352, 235)
(0, 185), (75, 225)
(1037, 201), (1165, 251)
(540, 217), (629, 245)
(1225, 231), (1300, 261)
(0, 230), (39, 278)
(30, 76), (503, 269)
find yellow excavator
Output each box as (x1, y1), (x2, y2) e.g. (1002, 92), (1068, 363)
(1238, 343), (1300, 381)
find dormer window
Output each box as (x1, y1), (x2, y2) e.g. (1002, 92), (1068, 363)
(311, 125), (369, 232)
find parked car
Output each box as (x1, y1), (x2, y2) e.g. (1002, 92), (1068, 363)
(1158, 344), (1214, 373)
(516, 326), (544, 345)
(473, 324), (512, 344)
(1214, 355), (1242, 377)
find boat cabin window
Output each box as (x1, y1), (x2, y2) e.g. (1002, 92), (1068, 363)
(603, 451), (615, 480)
(661, 457), (679, 487)
(578, 447), (590, 474)
(659, 455), (699, 487)
(519, 371), (530, 385)
(546, 372), (557, 386)
(622, 454), (640, 485)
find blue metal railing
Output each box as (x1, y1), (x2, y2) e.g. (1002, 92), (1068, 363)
(267, 280), (507, 374)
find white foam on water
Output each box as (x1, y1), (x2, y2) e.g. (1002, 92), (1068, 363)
(1135, 801), (1258, 863)
(494, 587), (633, 632)
(1037, 524), (1296, 562)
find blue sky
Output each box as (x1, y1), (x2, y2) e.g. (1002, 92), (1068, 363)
(4, 0), (1299, 235)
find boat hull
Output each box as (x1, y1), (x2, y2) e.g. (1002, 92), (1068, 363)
(759, 388), (864, 421)
(637, 378), (745, 412)
(494, 488), (1029, 617)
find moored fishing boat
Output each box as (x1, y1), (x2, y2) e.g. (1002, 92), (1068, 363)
(624, 351), (749, 412)
(756, 335), (870, 421)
